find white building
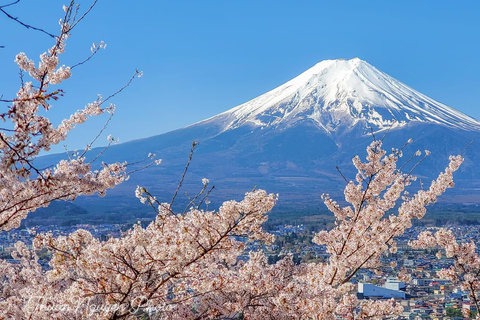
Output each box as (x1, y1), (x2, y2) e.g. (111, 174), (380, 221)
(385, 278), (406, 291)
(412, 278), (432, 286)
(358, 279), (406, 299)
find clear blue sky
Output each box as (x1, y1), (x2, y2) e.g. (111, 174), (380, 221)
(1, 0), (480, 153)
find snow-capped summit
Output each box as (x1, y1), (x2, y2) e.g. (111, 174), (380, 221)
(201, 58), (480, 134)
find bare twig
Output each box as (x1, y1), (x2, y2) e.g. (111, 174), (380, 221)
(183, 183), (208, 215)
(407, 153), (429, 176)
(369, 127), (376, 142)
(0, 127), (17, 132)
(398, 150), (420, 173)
(197, 186), (215, 209)
(88, 139), (115, 164)
(336, 165), (348, 184)
(81, 112), (114, 159)
(461, 139), (474, 156)
(125, 160), (158, 176)
(69, 0), (98, 32)
(171, 142), (197, 208)
(19, 69), (24, 87)
(399, 138), (412, 151)
(0, 0), (56, 38)
(101, 70), (141, 105)
(71, 42), (104, 69)
(380, 120), (396, 142)
(0, 1), (20, 9)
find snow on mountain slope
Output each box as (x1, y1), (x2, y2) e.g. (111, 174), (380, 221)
(197, 58), (480, 134)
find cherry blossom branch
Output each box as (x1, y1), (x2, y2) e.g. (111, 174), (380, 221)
(0, 133), (45, 178)
(468, 280), (480, 313)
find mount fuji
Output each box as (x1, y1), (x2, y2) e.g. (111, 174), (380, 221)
(36, 58), (480, 221)
(199, 58), (479, 134)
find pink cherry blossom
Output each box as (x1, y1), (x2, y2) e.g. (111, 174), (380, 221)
(0, 2), (466, 319)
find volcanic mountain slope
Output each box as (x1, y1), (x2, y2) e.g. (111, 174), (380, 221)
(37, 58), (480, 218)
(198, 58), (479, 134)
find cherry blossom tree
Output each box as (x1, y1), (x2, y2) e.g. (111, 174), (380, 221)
(0, 137), (463, 319)
(0, 1), (468, 319)
(0, 0), (150, 232)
